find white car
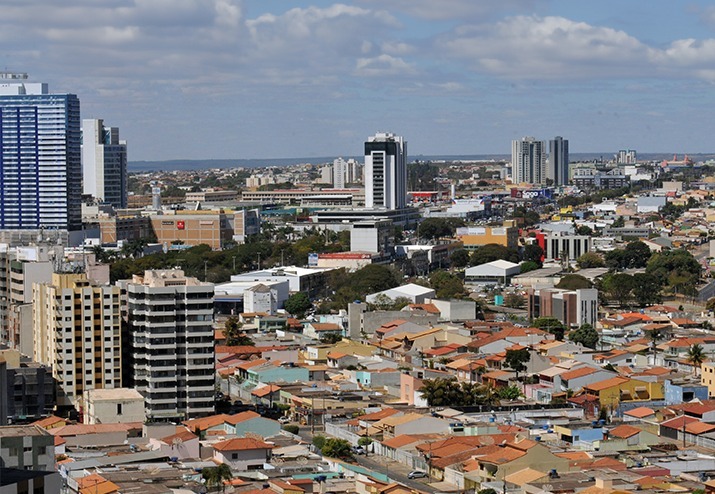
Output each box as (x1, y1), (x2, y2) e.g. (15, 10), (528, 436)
(278, 416), (291, 424)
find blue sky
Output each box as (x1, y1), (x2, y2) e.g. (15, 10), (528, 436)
(6, 0), (715, 160)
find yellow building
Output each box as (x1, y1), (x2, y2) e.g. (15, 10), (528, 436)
(457, 221), (519, 250)
(702, 362), (715, 397)
(33, 273), (122, 408)
(583, 376), (664, 411)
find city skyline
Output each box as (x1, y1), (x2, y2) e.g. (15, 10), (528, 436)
(6, 1), (715, 160)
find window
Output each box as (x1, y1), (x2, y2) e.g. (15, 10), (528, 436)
(232, 453), (238, 459)
(117, 403), (123, 415)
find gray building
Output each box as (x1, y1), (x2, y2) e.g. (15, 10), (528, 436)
(572, 168), (629, 190)
(0, 352), (55, 424)
(82, 119), (128, 209)
(365, 132), (407, 210)
(544, 232), (591, 262)
(512, 137), (546, 185)
(0, 425), (54, 470)
(548, 136), (569, 186)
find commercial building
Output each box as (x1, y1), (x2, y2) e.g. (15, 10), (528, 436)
(185, 189), (238, 203)
(465, 260), (521, 285)
(0, 425), (55, 470)
(544, 232), (592, 261)
(0, 76), (81, 230)
(213, 279), (289, 315)
(231, 208), (261, 244)
(33, 273), (122, 408)
(0, 350), (55, 424)
(120, 270), (214, 421)
(365, 132), (407, 210)
(81, 119), (128, 208)
(512, 137), (546, 185)
(456, 222), (519, 250)
(241, 188), (365, 206)
(230, 266), (333, 298)
(548, 136), (569, 186)
(149, 211), (232, 250)
(526, 287), (598, 327)
(572, 168), (629, 190)
(350, 219), (394, 254)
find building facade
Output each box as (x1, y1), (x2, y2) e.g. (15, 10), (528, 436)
(33, 273), (122, 408)
(512, 137), (546, 185)
(82, 119), (128, 208)
(526, 287), (598, 328)
(548, 136), (569, 186)
(121, 270), (215, 421)
(544, 232), (591, 261)
(0, 77), (81, 230)
(365, 132), (406, 210)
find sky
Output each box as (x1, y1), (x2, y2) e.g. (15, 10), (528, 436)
(6, 1), (715, 161)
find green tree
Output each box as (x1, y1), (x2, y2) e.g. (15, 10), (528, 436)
(576, 225), (593, 236)
(520, 261), (540, 274)
(470, 243), (520, 266)
(523, 244), (544, 265)
(555, 274), (593, 290)
(576, 252), (605, 269)
(532, 317), (566, 340)
(568, 324), (599, 349)
(631, 273), (663, 307)
(503, 292), (525, 309)
(319, 333), (343, 344)
(687, 344), (706, 375)
(429, 270), (466, 299)
(497, 385), (523, 401)
(612, 216), (625, 228)
(646, 249), (702, 295)
(321, 438), (354, 459)
(201, 464), (232, 492)
(504, 348), (530, 380)
(312, 435), (327, 450)
(602, 273), (635, 306)
(285, 292), (312, 318)
(223, 317), (255, 346)
(450, 249), (470, 268)
(624, 241), (652, 268)
(418, 218), (462, 240)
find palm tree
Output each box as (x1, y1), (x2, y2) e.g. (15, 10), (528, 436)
(687, 344), (706, 376)
(202, 464), (233, 493)
(646, 327), (664, 366)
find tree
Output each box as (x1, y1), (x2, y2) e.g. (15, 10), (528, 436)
(576, 252), (605, 269)
(601, 273), (635, 306)
(320, 333), (343, 344)
(576, 225), (593, 236)
(555, 274), (592, 290)
(418, 218), (455, 240)
(470, 243), (520, 266)
(568, 324), (599, 349)
(321, 438), (353, 459)
(631, 273), (663, 307)
(429, 270), (466, 299)
(497, 385), (523, 401)
(532, 317), (566, 340)
(523, 244), (544, 265)
(312, 435), (327, 450)
(646, 249), (702, 296)
(624, 241), (652, 268)
(612, 216), (625, 228)
(687, 344), (706, 375)
(285, 292), (312, 318)
(503, 292), (525, 309)
(223, 317), (255, 346)
(450, 249), (470, 268)
(504, 348), (530, 380)
(202, 464), (232, 492)
(520, 261), (540, 274)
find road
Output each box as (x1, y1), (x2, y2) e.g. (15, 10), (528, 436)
(297, 425), (437, 493)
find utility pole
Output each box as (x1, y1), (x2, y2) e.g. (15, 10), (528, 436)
(204, 260), (208, 281)
(232, 256), (236, 273)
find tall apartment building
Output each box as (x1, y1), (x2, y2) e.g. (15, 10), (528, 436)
(0, 75), (81, 230)
(512, 137), (546, 185)
(82, 119), (128, 208)
(333, 157), (362, 188)
(365, 132), (407, 210)
(33, 273), (122, 408)
(120, 270), (214, 421)
(548, 136), (569, 186)
(617, 149), (637, 164)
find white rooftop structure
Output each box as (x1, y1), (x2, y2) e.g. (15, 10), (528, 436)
(365, 283), (436, 304)
(465, 260), (521, 285)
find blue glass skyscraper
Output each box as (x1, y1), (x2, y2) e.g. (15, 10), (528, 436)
(0, 76), (81, 230)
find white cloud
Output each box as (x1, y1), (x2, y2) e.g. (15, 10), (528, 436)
(358, 0), (540, 21)
(355, 54), (416, 77)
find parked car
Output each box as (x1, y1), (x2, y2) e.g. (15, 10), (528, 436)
(351, 446), (366, 455)
(278, 416), (291, 424)
(407, 470), (427, 479)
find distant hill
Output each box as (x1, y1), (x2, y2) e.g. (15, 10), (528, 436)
(129, 153), (715, 172)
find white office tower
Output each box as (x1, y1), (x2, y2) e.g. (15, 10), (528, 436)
(548, 136), (569, 186)
(512, 137), (546, 185)
(121, 270), (214, 421)
(365, 132), (407, 210)
(82, 119), (128, 208)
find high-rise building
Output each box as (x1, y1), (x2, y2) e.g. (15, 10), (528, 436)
(120, 270), (215, 421)
(617, 149), (637, 164)
(548, 136), (569, 186)
(82, 119), (128, 208)
(511, 137), (546, 185)
(333, 157), (348, 189)
(0, 75), (81, 230)
(365, 132), (407, 210)
(32, 273), (122, 408)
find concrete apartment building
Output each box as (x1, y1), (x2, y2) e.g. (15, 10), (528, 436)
(0, 425), (55, 471)
(120, 270), (215, 422)
(32, 273), (122, 408)
(526, 287), (598, 328)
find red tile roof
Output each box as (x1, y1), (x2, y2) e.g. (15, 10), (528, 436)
(212, 437), (273, 452)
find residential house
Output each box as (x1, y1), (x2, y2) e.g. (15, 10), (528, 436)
(595, 424), (660, 452)
(148, 428), (200, 459)
(583, 376), (664, 412)
(303, 322), (344, 340)
(373, 413), (451, 440)
(211, 437), (273, 470)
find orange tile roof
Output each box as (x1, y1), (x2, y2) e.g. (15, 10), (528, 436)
(183, 414), (230, 431)
(560, 366), (598, 381)
(212, 437), (273, 452)
(236, 358), (269, 371)
(161, 428), (198, 444)
(225, 410), (263, 425)
(624, 407), (655, 418)
(49, 422), (142, 436)
(583, 376), (630, 391)
(685, 421), (715, 435)
(407, 303), (441, 314)
(609, 424), (641, 439)
(251, 385), (281, 398)
(33, 415), (68, 429)
(310, 323), (341, 331)
(381, 434), (421, 449)
(555, 451), (592, 460)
